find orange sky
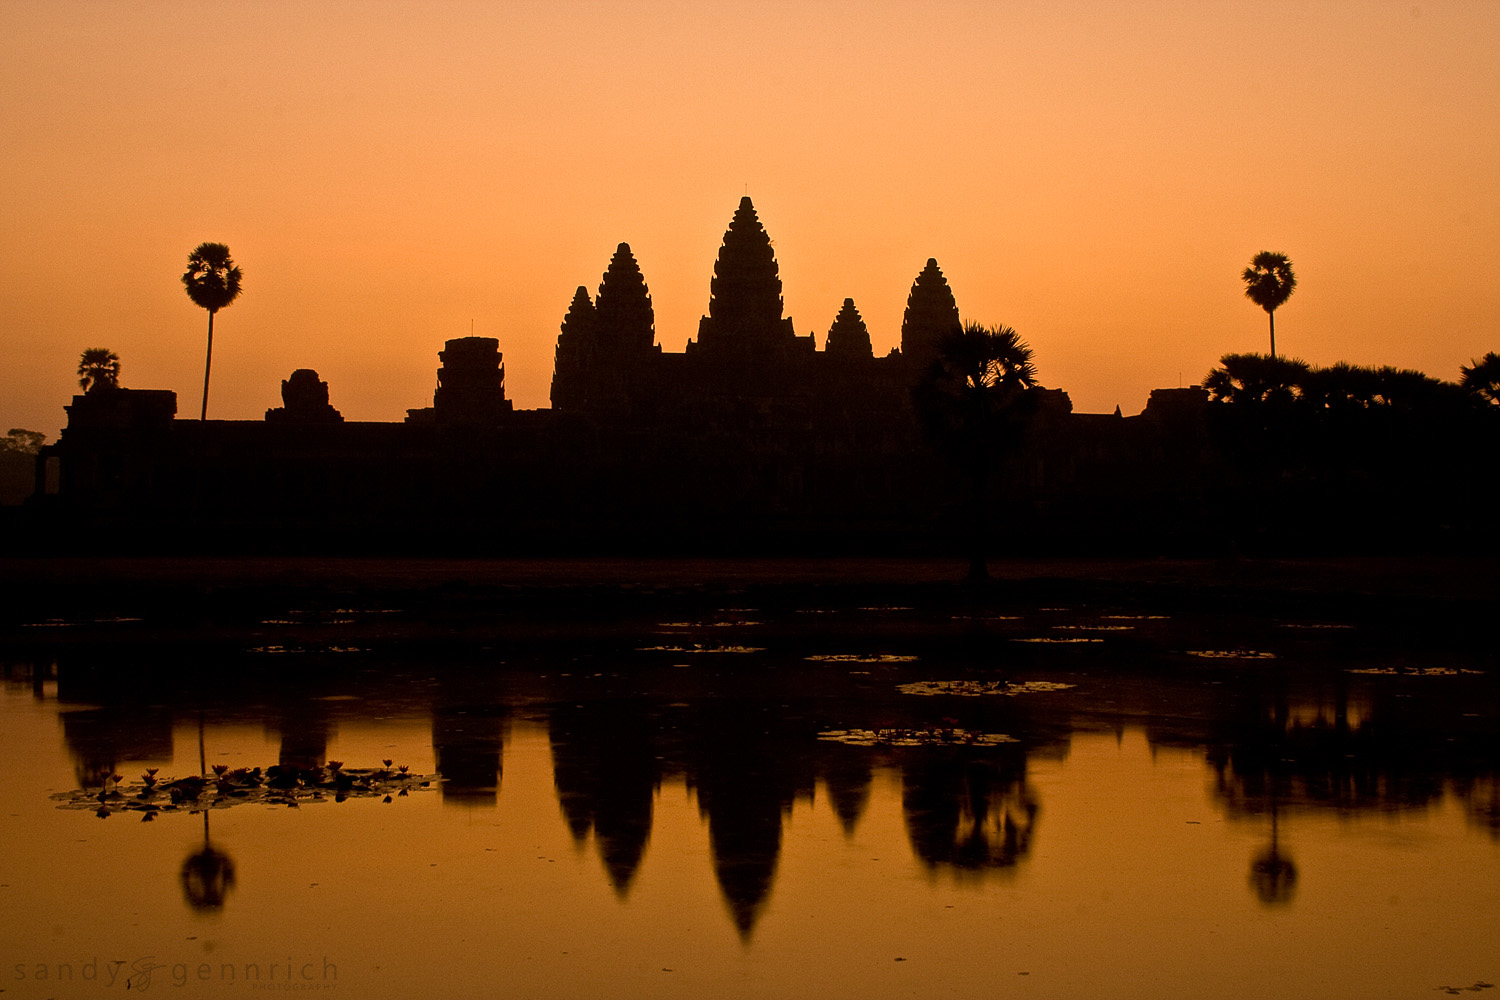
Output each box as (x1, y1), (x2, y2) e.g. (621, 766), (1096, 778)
(3, 2), (1497, 439)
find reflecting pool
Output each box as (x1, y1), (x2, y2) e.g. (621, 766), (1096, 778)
(2, 596), (1497, 998)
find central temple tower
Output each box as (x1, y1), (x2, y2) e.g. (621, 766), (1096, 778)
(689, 197), (809, 358)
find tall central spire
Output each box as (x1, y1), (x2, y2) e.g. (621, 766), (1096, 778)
(701, 197), (786, 348)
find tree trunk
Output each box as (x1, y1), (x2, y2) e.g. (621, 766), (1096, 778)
(200, 309), (215, 420)
(1268, 310), (1276, 360)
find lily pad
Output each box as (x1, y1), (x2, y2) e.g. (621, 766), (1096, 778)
(818, 728), (1018, 747)
(896, 680), (1075, 697)
(806, 654), (920, 663)
(53, 763), (438, 817)
(1347, 666), (1484, 677)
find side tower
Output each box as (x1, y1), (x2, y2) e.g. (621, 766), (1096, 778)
(824, 298), (874, 360)
(900, 258), (961, 374)
(550, 243), (660, 412)
(408, 337), (512, 425)
(550, 286), (598, 411)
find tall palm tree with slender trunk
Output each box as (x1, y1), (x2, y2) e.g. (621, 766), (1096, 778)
(182, 243), (243, 420)
(1242, 252), (1296, 358)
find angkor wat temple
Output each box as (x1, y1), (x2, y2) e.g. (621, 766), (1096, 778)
(20, 197), (1488, 555)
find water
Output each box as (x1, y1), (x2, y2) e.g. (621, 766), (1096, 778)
(2, 599), (1496, 998)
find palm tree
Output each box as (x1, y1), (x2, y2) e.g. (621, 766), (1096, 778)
(77, 348), (121, 393)
(1242, 252), (1296, 358)
(912, 322), (1040, 582)
(1460, 352), (1500, 406)
(182, 242), (243, 420)
(1202, 352), (1310, 406)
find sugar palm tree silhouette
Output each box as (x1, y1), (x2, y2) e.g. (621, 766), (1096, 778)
(182, 242), (243, 420)
(76, 348), (121, 393)
(912, 322), (1039, 582)
(1242, 252), (1296, 358)
(1460, 352), (1500, 406)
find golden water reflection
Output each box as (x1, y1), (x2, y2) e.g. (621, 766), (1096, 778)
(3, 657), (1497, 999)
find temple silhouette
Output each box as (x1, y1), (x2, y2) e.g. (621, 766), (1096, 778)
(20, 197), (1495, 554)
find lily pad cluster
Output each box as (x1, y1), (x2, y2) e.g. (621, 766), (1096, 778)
(54, 760), (438, 818)
(895, 680), (1076, 697)
(636, 644), (765, 653)
(818, 727), (1018, 747)
(1347, 666), (1484, 677)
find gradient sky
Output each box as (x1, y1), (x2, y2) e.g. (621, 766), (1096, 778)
(3, 1), (1497, 438)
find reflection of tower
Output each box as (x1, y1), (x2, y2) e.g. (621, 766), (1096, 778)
(271, 702), (330, 771)
(902, 744), (1036, 873)
(548, 703), (660, 896)
(687, 703), (815, 939)
(180, 809), (237, 914)
(432, 704), (508, 808)
(59, 702), (174, 791)
(818, 743), (873, 836)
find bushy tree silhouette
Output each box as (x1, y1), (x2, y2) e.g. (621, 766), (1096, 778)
(913, 322), (1039, 581)
(76, 348), (121, 393)
(1242, 252), (1296, 358)
(182, 242), (243, 420)
(1202, 352), (1309, 406)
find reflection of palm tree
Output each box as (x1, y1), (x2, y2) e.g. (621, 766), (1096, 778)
(1242, 252), (1296, 358)
(181, 713), (235, 913)
(77, 349), (121, 393)
(903, 746), (1036, 874)
(1248, 797), (1297, 906)
(180, 810), (236, 913)
(182, 242), (243, 421)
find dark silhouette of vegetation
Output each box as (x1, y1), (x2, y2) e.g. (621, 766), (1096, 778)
(1201, 351), (1488, 550)
(76, 348), (120, 393)
(182, 242), (243, 421)
(2, 428), (45, 455)
(913, 322), (1039, 581)
(1242, 252), (1296, 358)
(1202, 352), (1309, 406)
(0, 428), (46, 506)
(1461, 352), (1500, 406)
